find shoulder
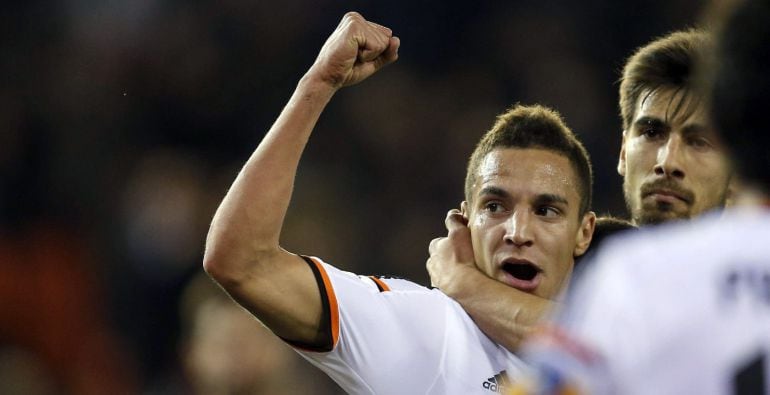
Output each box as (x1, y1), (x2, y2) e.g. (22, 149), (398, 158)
(306, 255), (437, 294)
(561, 208), (770, 332)
(595, 208), (770, 279)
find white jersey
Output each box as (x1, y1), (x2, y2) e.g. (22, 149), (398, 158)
(292, 256), (529, 395)
(522, 207), (770, 395)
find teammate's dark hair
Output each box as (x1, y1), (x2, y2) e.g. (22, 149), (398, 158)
(464, 104), (593, 216)
(574, 216), (635, 267)
(711, 0), (770, 189)
(619, 30), (711, 132)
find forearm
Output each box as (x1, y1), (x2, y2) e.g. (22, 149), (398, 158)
(204, 75), (335, 278)
(202, 76), (337, 344)
(444, 265), (557, 351)
(202, 12), (398, 346)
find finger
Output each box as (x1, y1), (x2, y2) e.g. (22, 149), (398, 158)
(376, 36), (400, 66)
(342, 11), (364, 24)
(352, 36), (398, 81)
(338, 12), (386, 63)
(369, 36), (399, 72)
(358, 32), (391, 63)
(444, 209), (467, 231)
(358, 19), (394, 63)
(367, 21), (392, 37)
(426, 258), (439, 287)
(428, 237), (445, 254)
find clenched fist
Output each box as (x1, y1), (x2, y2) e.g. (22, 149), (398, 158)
(305, 12), (400, 90)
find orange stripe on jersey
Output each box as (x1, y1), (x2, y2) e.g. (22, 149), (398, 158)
(308, 257), (340, 348)
(369, 276), (391, 292)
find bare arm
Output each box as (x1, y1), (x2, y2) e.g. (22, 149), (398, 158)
(203, 12), (400, 348)
(427, 209), (557, 351)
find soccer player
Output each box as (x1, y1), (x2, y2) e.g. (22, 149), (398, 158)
(617, 29), (731, 225)
(203, 12), (595, 394)
(518, 1), (770, 393)
(427, 28), (733, 352)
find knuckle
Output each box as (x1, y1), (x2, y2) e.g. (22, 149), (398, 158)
(429, 237), (446, 253)
(344, 11), (362, 21)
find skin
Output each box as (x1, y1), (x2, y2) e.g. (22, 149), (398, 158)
(619, 88), (732, 225)
(203, 12), (400, 347)
(428, 149), (595, 350)
(464, 148), (594, 300)
(429, 88), (735, 352)
(205, 11), (589, 359)
(428, 210), (555, 349)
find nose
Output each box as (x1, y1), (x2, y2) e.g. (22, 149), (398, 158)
(654, 134), (686, 179)
(503, 210), (534, 247)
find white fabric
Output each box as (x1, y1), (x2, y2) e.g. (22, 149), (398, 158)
(295, 258), (529, 395)
(525, 207), (770, 395)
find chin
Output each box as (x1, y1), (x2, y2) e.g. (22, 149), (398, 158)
(636, 210), (690, 225)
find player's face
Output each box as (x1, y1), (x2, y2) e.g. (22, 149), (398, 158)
(463, 148), (595, 301)
(619, 88), (732, 225)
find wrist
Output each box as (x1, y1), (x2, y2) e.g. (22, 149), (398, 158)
(442, 263), (481, 298)
(298, 71), (340, 97)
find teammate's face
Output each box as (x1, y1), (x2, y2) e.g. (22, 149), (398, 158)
(619, 88), (732, 225)
(463, 148), (595, 301)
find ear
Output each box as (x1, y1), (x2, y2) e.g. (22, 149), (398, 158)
(460, 201), (470, 221)
(617, 130), (628, 176)
(573, 211), (596, 257)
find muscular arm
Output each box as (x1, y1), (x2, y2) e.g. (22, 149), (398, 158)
(203, 12), (399, 348)
(427, 210), (557, 351)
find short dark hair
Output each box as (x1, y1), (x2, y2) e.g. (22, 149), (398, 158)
(711, 0), (770, 189)
(464, 104), (593, 215)
(575, 216), (636, 267)
(619, 29), (712, 131)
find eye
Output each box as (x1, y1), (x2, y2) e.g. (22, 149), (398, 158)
(484, 201), (505, 213)
(688, 136), (712, 150)
(642, 127), (664, 140)
(534, 206), (560, 217)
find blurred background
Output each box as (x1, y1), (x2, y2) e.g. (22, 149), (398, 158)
(1, 1), (706, 393)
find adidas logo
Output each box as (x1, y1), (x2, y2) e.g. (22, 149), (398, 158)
(482, 370), (510, 393)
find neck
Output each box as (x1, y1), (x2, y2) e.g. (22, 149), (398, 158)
(731, 184), (769, 208)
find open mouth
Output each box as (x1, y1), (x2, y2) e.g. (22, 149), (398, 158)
(501, 260), (542, 291)
(503, 262), (540, 281)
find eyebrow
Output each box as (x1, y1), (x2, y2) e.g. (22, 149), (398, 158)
(633, 116), (669, 130)
(681, 123), (711, 136)
(533, 193), (569, 207)
(478, 186), (510, 199)
(478, 187), (569, 206)
(634, 116), (710, 135)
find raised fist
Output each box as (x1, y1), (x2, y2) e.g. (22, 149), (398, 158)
(305, 12), (400, 89)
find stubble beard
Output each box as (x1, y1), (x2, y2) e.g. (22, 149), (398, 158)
(634, 200), (691, 225)
(623, 179), (692, 226)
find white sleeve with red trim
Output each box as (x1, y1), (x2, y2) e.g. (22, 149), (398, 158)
(293, 256), (529, 395)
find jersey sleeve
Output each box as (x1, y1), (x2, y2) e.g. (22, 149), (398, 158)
(291, 256), (451, 394)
